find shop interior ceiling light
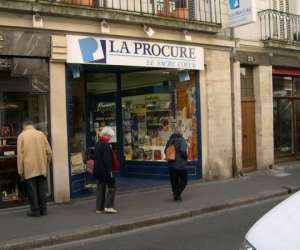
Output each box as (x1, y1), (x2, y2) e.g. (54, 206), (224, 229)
(183, 30), (192, 41)
(101, 20), (110, 34)
(33, 13), (44, 28)
(143, 25), (155, 37)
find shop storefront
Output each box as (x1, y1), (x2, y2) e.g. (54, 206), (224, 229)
(0, 29), (51, 207)
(273, 67), (300, 160)
(66, 35), (204, 197)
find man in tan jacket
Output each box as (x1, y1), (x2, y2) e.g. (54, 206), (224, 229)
(17, 120), (52, 217)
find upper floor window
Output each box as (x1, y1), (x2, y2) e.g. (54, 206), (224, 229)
(272, 0), (290, 12)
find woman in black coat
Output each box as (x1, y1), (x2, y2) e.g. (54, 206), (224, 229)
(93, 126), (117, 214)
(165, 129), (188, 201)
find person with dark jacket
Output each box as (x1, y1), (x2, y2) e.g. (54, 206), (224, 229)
(93, 126), (117, 214)
(165, 130), (188, 201)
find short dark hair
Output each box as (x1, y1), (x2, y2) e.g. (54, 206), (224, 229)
(23, 120), (34, 127)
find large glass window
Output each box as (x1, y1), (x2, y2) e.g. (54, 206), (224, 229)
(122, 70), (198, 161)
(69, 70), (118, 177)
(274, 99), (293, 154)
(0, 58), (49, 207)
(273, 76), (293, 97)
(273, 75), (300, 156)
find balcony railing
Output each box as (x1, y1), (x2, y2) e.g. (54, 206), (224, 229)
(48, 0), (222, 25)
(259, 9), (300, 46)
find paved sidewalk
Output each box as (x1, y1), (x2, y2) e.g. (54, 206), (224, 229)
(1, 163), (300, 250)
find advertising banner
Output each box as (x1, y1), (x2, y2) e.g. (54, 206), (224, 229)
(228, 0), (257, 28)
(67, 35), (204, 70)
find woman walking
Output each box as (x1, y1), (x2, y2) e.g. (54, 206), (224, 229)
(93, 126), (118, 214)
(165, 129), (188, 201)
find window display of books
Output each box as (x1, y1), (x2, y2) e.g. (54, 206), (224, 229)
(122, 93), (173, 161)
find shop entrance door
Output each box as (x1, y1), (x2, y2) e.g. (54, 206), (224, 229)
(85, 72), (123, 174)
(86, 72), (118, 135)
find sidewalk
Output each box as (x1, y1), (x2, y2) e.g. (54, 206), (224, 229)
(1, 163), (300, 250)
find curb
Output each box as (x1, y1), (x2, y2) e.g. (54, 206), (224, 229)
(0, 188), (295, 250)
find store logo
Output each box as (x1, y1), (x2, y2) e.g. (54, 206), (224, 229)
(229, 0), (239, 9)
(78, 37), (106, 64)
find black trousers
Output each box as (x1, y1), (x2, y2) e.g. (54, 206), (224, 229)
(96, 178), (116, 211)
(26, 176), (48, 215)
(168, 168), (188, 199)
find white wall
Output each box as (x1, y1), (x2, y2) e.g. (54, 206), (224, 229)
(234, 0), (270, 42)
(291, 0), (300, 15)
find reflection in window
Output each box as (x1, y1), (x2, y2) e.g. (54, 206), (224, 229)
(273, 75), (300, 156)
(273, 76), (293, 97)
(0, 65), (49, 206)
(295, 77), (300, 96)
(274, 99), (293, 154)
(122, 70), (198, 162)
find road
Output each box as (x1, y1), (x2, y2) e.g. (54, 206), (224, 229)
(38, 198), (283, 250)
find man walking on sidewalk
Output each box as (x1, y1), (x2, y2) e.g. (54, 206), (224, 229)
(165, 129), (188, 201)
(17, 120), (52, 217)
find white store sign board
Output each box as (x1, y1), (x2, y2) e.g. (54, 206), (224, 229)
(228, 0), (257, 28)
(67, 35), (204, 70)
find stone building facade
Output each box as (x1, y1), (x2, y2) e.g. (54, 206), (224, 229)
(2, 0), (296, 204)
(231, 0), (300, 175)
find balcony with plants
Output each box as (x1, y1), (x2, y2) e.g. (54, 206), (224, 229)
(0, 0), (223, 33)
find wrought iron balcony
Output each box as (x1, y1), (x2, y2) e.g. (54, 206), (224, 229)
(47, 0), (222, 25)
(259, 9), (300, 47)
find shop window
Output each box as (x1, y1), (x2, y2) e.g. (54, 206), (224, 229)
(273, 75), (300, 156)
(273, 76), (293, 97)
(240, 67), (254, 98)
(295, 77), (300, 96)
(69, 71), (87, 176)
(0, 58), (49, 207)
(69, 71), (118, 176)
(273, 99), (294, 154)
(122, 70), (198, 162)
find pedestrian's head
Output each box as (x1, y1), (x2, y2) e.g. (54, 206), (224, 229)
(100, 126), (115, 140)
(22, 119), (34, 129)
(173, 126), (183, 136)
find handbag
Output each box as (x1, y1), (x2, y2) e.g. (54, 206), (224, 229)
(86, 159), (94, 174)
(165, 144), (176, 161)
(111, 150), (120, 172)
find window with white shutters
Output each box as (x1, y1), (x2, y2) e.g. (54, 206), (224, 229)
(272, 0), (290, 12)
(272, 0), (291, 40)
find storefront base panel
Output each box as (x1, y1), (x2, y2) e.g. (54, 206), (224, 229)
(125, 162), (200, 180)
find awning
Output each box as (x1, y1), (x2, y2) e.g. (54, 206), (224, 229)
(273, 67), (300, 77)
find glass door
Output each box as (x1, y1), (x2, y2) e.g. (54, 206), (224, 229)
(86, 72), (117, 148)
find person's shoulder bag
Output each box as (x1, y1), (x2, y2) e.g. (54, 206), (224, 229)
(165, 144), (176, 161)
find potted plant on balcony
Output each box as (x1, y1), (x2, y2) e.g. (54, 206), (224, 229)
(173, 0), (189, 19)
(156, 0), (189, 19)
(62, 0), (94, 6)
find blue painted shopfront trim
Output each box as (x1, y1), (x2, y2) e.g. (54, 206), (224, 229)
(125, 161), (199, 180)
(66, 65), (203, 198)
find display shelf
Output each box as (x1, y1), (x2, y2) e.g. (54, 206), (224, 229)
(0, 156), (17, 160)
(0, 145), (16, 147)
(146, 123), (161, 126)
(146, 110), (171, 113)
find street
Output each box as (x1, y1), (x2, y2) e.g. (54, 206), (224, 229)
(38, 197), (284, 250)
